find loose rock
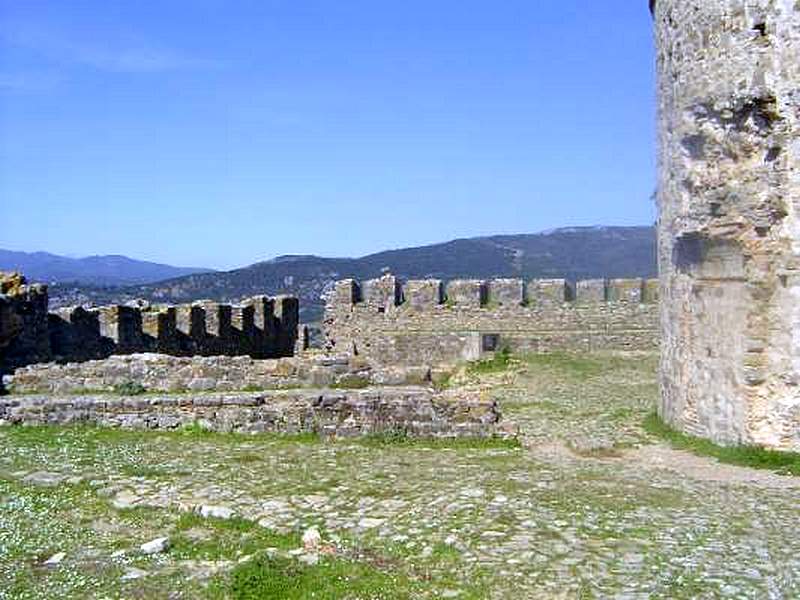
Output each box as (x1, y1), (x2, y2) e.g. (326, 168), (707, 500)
(43, 552), (65, 565)
(197, 505), (235, 520)
(302, 527), (322, 551)
(140, 537), (170, 555)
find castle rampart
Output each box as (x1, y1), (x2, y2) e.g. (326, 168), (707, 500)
(653, 1), (800, 450)
(324, 274), (659, 366)
(0, 274), (51, 370)
(0, 273), (300, 374)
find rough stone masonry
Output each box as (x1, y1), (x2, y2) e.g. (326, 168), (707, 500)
(0, 387), (501, 439)
(324, 274), (659, 366)
(0, 272), (300, 374)
(653, 1), (800, 450)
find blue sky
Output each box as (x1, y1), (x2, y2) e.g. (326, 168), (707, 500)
(0, 1), (656, 270)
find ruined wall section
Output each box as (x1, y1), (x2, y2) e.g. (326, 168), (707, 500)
(654, 1), (800, 450)
(1, 284), (300, 372)
(4, 353), (432, 395)
(46, 296), (299, 364)
(324, 275), (659, 366)
(0, 387), (502, 439)
(0, 273), (51, 372)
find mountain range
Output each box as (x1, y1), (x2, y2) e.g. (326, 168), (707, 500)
(0, 250), (212, 286)
(22, 226), (656, 320)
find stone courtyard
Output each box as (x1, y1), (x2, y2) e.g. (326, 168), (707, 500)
(4, 1), (800, 597)
(2, 351), (798, 598)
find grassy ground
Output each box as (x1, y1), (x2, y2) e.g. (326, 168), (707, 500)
(644, 412), (800, 476)
(2, 351), (799, 599)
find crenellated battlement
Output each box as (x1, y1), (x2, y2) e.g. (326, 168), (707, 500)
(328, 275), (659, 313)
(48, 296), (299, 364)
(1, 272), (300, 374)
(324, 274), (660, 365)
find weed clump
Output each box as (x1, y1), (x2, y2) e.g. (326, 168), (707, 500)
(216, 552), (411, 600)
(329, 375), (371, 390)
(466, 347), (512, 376)
(112, 381), (147, 395)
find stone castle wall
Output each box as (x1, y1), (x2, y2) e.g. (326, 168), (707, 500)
(0, 387), (502, 439)
(0, 273), (300, 374)
(4, 353), (432, 395)
(324, 274), (660, 366)
(654, 1), (800, 450)
(48, 295), (299, 363)
(0, 274), (51, 370)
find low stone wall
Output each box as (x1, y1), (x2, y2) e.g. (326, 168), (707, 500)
(3, 353), (432, 395)
(0, 387), (502, 438)
(325, 274), (660, 366)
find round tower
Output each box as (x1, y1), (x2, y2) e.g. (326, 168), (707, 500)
(653, 1), (800, 450)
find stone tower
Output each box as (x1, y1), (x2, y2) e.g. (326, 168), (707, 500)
(653, 1), (800, 450)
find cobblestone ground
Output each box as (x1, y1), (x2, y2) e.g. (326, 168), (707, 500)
(1, 352), (799, 598)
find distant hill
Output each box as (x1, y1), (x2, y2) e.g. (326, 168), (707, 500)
(0, 250), (213, 286)
(44, 226), (656, 320)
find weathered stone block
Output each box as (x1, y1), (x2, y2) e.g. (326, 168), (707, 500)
(1, 276), (51, 370)
(231, 305), (255, 335)
(575, 279), (607, 304)
(196, 301), (234, 355)
(242, 296), (276, 358)
(273, 296), (299, 358)
(362, 275), (400, 312)
(199, 302), (232, 339)
(527, 279), (569, 307)
(641, 279), (659, 304)
(607, 279), (643, 303)
(97, 306), (143, 353)
(488, 279), (524, 307)
(295, 324), (310, 355)
(404, 280), (443, 309)
(142, 307), (178, 354)
(49, 306), (106, 361)
(174, 305), (204, 356)
(175, 305), (204, 338)
(333, 279), (360, 308)
(243, 296), (274, 333)
(445, 280), (486, 308)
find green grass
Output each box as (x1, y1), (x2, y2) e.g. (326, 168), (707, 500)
(466, 348), (513, 376)
(172, 423), (322, 445)
(644, 412), (800, 476)
(180, 514), (451, 599)
(523, 352), (605, 379)
(209, 552), (418, 600)
(0, 472), (432, 599)
(328, 375), (371, 389)
(1, 422), (323, 449)
(112, 381), (147, 395)
(119, 464), (172, 478)
(171, 513), (299, 562)
(354, 430), (521, 451)
(2, 422), (512, 452)
(241, 384), (266, 392)
(432, 370), (454, 391)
